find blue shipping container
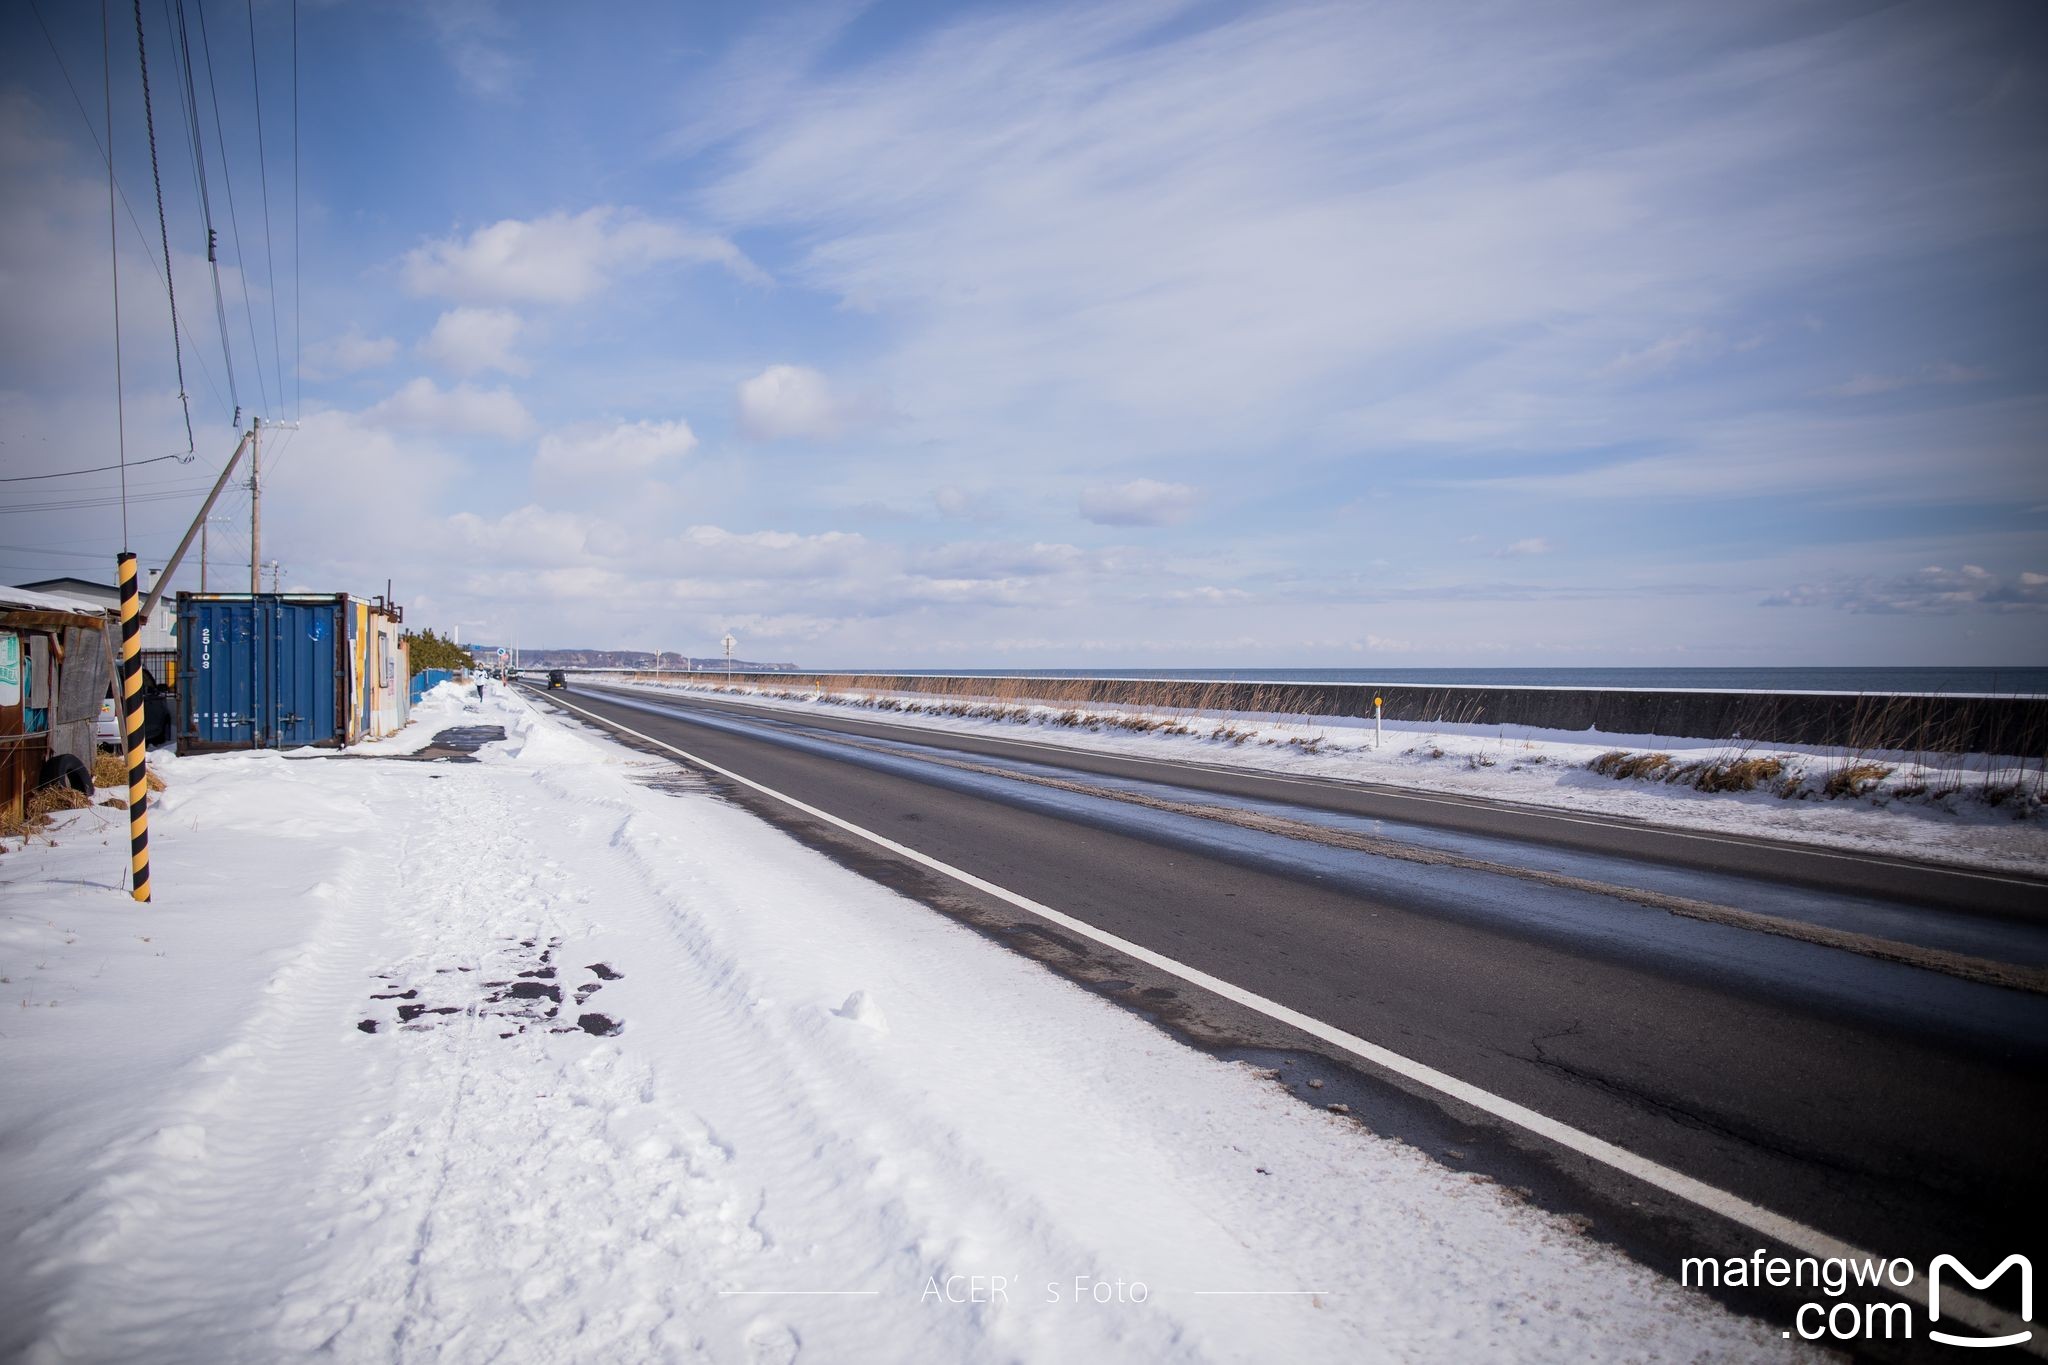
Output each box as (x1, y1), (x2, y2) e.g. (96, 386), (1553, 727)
(177, 594), (348, 752)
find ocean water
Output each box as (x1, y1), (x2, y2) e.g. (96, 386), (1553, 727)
(806, 666), (2048, 696)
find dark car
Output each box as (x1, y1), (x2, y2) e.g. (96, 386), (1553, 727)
(546, 669), (567, 690)
(95, 667), (176, 747)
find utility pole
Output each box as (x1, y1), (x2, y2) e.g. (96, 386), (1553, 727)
(248, 416), (262, 592)
(200, 517), (208, 593)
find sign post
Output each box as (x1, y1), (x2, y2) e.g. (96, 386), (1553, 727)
(1374, 694), (1383, 750)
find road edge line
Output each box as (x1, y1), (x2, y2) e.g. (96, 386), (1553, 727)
(535, 685), (2036, 1350)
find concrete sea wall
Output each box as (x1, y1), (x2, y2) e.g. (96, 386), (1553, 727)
(677, 673), (2048, 755)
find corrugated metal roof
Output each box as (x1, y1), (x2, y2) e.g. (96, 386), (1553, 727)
(0, 583), (115, 614)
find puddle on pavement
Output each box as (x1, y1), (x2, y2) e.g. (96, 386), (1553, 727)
(356, 937), (626, 1039)
(306, 725), (510, 764)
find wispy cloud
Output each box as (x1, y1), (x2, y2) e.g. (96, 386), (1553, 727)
(302, 328), (398, 380)
(420, 0), (525, 98)
(1079, 479), (1199, 527)
(365, 377), (534, 440)
(535, 419), (698, 478)
(1493, 538), (1554, 558)
(1763, 565), (2047, 614)
(403, 208), (761, 306)
(1820, 361), (1989, 398)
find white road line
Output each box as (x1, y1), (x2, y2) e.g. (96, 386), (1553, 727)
(537, 687), (2038, 1351)
(589, 682), (2046, 892)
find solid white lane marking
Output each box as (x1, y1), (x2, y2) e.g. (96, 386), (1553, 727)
(587, 682), (2046, 892)
(536, 686), (2038, 1350)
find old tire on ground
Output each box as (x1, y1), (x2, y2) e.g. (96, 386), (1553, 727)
(39, 753), (92, 795)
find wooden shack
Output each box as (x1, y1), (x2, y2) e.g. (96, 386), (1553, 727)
(1, 585), (115, 827)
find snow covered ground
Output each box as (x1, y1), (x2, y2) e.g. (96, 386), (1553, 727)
(0, 682), (1808, 1363)
(598, 677), (2048, 877)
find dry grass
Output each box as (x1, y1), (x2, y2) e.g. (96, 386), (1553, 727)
(88, 752), (164, 791)
(1591, 751), (1675, 781)
(633, 671), (2047, 814)
(1694, 757), (1784, 793)
(3, 783), (94, 840)
(1823, 761), (1893, 799)
(1593, 750), (1784, 793)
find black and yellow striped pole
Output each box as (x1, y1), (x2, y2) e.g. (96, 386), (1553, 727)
(116, 553), (151, 902)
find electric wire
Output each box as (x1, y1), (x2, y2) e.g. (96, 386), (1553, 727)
(244, 0), (286, 420)
(131, 0), (196, 452)
(0, 453), (189, 483)
(192, 0), (274, 416)
(291, 0), (300, 421)
(0, 486), (231, 517)
(23, 0), (228, 421)
(102, 0), (130, 546)
(168, 0), (241, 419)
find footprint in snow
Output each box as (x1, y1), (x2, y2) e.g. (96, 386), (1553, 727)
(746, 1319), (800, 1365)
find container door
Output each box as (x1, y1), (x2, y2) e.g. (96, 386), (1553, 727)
(183, 600), (263, 748)
(271, 603), (338, 747)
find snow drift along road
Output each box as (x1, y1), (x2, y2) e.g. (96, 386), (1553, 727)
(0, 682), (1802, 1363)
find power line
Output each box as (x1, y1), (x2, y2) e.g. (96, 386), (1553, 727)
(0, 485), (227, 517)
(23, 0), (229, 421)
(102, 0), (130, 546)
(291, 0), (301, 421)
(0, 453), (190, 483)
(167, 0), (241, 420)
(192, 0), (274, 416)
(132, 0), (195, 452)
(244, 0), (286, 420)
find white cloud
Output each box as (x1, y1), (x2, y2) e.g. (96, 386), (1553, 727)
(737, 364), (859, 441)
(1762, 564), (2047, 614)
(932, 485), (1000, 521)
(687, 0), (2046, 497)
(402, 207), (760, 305)
(1079, 479), (1199, 527)
(303, 328), (400, 379)
(1821, 361), (1989, 398)
(421, 0), (523, 97)
(1494, 537), (1554, 557)
(420, 307), (527, 376)
(911, 541), (1087, 579)
(365, 377), (534, 439)
(1600, 327), (1717, 377)
(446, 505), (631, 566)
(535, 418), (698, 477)
(663, 525), (873, 579)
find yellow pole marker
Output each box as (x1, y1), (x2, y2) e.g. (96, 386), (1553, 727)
(117, 552), (151, 902)
(1374, 694), (1383, 749)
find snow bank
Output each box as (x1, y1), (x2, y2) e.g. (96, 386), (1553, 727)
(613, 678), (2048, 877)
(1, 682), (1806, 1362)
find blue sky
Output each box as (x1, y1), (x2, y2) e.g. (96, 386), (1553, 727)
(3, 0), (2044, 665)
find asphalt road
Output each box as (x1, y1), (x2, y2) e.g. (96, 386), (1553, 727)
(528, 680), (2048, 1343)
